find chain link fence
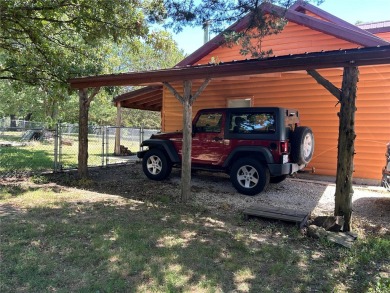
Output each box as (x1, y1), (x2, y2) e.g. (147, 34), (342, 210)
(0, 120), (159, 176)
(0, 117), (47, 131)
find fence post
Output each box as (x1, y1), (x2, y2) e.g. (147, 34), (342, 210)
(54, 123), (59, 172)
(101, 126), (105, 167)
(59, 122), (63, 171)
(105, 127), (109, 166)
(139, 125), (144, 151)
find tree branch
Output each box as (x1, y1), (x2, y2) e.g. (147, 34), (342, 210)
(307, 69), (341, 101)
(87, 87), (101, 105)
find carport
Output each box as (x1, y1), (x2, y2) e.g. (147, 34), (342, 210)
(69, 45), (390, 231)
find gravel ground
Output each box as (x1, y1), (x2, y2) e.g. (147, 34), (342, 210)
(173, 169), (390, 228)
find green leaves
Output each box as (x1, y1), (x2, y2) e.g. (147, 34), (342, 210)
(0, 0), (165, 86)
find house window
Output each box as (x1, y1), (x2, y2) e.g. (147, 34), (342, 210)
(227, 97), (252, 108)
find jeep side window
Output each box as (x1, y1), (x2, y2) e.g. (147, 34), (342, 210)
(229, 113), (275, 134)
(194, 113), (223, 133)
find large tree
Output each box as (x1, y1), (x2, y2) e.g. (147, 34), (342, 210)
(1, 3), (186, 126)
(0, 0), (166, 83)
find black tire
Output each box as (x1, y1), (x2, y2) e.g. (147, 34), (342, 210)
(291, 126), (314, 165)
(270, 175), (287, 184)
(230, 158), (270, 196)
(142, 149), (172, 181)
(382, 174), (390, 192)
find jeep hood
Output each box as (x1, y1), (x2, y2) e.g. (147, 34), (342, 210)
(150, 131), (183, 140)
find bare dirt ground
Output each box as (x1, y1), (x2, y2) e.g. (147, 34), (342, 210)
(34, 162), (390, 235)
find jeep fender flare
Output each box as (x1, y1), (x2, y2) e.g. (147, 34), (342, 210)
(138, 139), (180, 163)
(222, 146), (274, 168)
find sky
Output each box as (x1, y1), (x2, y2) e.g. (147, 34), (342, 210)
(171, 0), (390, 55)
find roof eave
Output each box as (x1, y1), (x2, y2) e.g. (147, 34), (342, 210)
(69, 45), (390, 89)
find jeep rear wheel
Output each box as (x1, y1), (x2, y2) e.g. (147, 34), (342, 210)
(230, 158), (270, 196)
(142, 149), (172, 180)
(291, 127), (314, 165)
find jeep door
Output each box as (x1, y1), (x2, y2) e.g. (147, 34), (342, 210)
(191, 111), (227, 165)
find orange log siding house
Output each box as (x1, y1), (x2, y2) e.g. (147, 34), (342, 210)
(116, 2), (390, 182)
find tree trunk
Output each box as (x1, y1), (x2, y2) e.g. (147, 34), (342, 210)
(78, 89), (90, 178)
(24, 113), (32, 121)
(78, 87), (100, 179)
(181, 81), (193, 202)
(334, 66), (359, 232)
(10, 114), (16, 128)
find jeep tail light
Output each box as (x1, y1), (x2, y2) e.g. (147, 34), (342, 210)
(280, 141), (288, 153)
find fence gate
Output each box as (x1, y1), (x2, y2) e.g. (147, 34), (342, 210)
(56, 124), (159, 171)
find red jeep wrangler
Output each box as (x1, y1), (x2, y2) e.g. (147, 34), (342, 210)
(137, 107), (314, 195)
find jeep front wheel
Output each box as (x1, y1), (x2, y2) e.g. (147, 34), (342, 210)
(230, 158), (270, 196)
(142, 149), (172, 180)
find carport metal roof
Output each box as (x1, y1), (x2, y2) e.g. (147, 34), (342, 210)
(70, 45), (390, 90)
(113, 86), (163, 111)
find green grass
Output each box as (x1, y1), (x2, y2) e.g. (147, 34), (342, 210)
(1, 183), (389, 293)
(0, 131), (139, 173)
(0, 131), (24, 142)
(0, 146), (54, 172)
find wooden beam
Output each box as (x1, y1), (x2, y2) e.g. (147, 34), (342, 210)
(69, 46), (390, 89)
(307, 69), (341, 101)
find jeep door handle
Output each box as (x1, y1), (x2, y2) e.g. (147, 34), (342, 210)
(213, 137), (223, 141)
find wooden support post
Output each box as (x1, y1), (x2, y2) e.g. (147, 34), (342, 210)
(181, 80), (193, 202)
(115, 102), (122, 155)
(164, 78), (211, 202)
(307, 67), (358, 232)
(334, 66), (359, 232)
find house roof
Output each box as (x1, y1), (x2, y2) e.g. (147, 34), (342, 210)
(358, 21), (390, 34)
(77, 1), (390, 111)
(177, 1), (389, 67)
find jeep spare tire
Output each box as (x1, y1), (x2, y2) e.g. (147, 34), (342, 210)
(291, 126), (314, 165)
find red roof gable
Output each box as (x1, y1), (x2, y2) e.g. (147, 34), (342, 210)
(177, 1), (389, 67)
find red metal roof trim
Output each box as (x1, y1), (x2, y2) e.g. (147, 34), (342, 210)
(290, 1), (376, 38)
(269, 5), (389, 47)
(175, 13), (253, 67)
